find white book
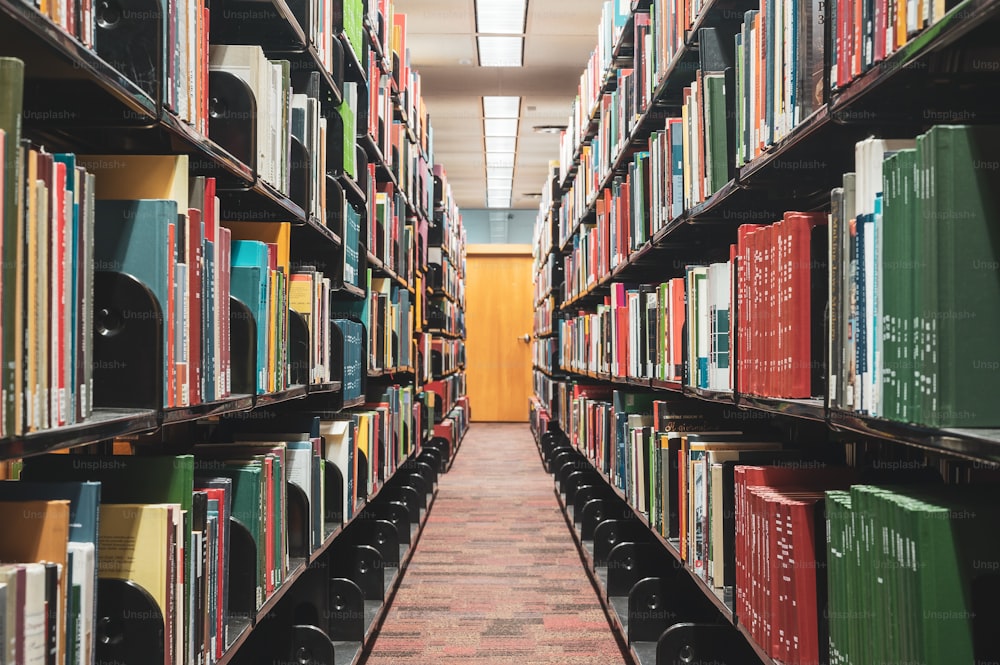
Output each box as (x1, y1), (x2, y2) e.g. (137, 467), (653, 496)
(67, 542), (95, 665)
(209, 45), (269, 179)
(320, 420), (353, 524)
(22, 563), (46, 665)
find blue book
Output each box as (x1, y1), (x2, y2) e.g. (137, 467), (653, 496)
(0, 480), (100, 544)
(94, 199), (177, 406)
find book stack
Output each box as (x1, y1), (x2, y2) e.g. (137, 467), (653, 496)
(332, 318), (365, 402)
(83, 154), (234, 408)
(0, 60), (103, 436)
(208, 46), (294, 194)
(734, 466), (857, 665)
(830, 127), (1000, 426)
(826, 485), (1000, 665)
(733, 0), (825, 167)
(736, 213), (827, 399)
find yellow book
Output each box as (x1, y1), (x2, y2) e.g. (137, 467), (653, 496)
(0, 499), (71, 665)
(77, 154), (189, 213)
(224, 222), (292, 277)
(98, 503), (175, 665)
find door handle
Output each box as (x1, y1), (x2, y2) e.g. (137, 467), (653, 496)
(518, 334), (531, 343)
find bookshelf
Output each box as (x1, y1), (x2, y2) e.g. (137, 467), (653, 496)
(0, 0), (469, 662)
(533, 0), (1000, 664)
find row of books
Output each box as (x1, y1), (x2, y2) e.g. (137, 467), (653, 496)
(426, 248), (463, 303)
(533, 252), (559, 307)
(532, 370), (560, 415)
(422, 375), (465, 424)
(532, 338), (559, 375)
(558, 68), (731, 282)
(371, 180), (414, 281)
(733, 1), (824, 168)
(558, 383), (1000, 665)
(347, 271), (413, 373)
(559, 0), (631, 178)
(425, 297), (465, 339)
(0, 390), (422, 665)
(208, 45), (302, 197)
(0, 105), (102, 436)
(830, 127), (1000, 427)
(534, 297), (557, 337)
(431, 165), (467, 266)
(560, 0), (953, 202)
(332, 318), (365, 403)
(429, 338), (464, 378)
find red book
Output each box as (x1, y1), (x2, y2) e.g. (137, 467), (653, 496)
(737, 225), (764, 394)
(785, 211), (827, 398)
(52, 160), (67, 426)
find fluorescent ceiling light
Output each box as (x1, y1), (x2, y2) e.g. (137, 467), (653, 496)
(483, 96), (521, 118)
(487, 195), (512, 208)
(488, 179), (513, 192)
(487, 166), (515, 180)
(475, 0), (527, 34)
(486, 136), (517, 152)
(486, 152), (516, 168)
(484, 118), (519, 137)
(477, 36), (523, 67)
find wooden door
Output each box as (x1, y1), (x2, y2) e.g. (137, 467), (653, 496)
(465, 244), (534, 421)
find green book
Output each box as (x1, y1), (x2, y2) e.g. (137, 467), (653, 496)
(704, 72), (729, 196)
(0, 57), (24, 437)
(924, 125), (1000, 426)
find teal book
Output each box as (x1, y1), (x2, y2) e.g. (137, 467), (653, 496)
(94, 199), (178, 406)
(230, 240), (270, 393)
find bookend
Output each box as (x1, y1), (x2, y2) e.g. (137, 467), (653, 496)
(359, 500), (411, 546)
(377, 484), (420, 523)
(561, 467), (604, 501)
(656, 623), (759, 665)
(329, 543), (385, 601)
(286, 481), (311, 558)
(228, 517), (258, 624)
(546, 442), (576, 473)
(327, 577), (366, 642)
(323, 461), (345, 525)
(208, 71), (256, 172)
(400, 470), (430, 506)
(553, 452), (589, 492)
(593, 519), (654, 569)
(282, 624), (336, 665)
(606, 542), (663, 601)
(94, 578), (164, 665)
(255, 567), (338, 665)
(289, 136), (312, 213)
(423, 438), (450, 470)
(229, 296), (257, 396)
(344, 519), (401, 569)
(94, 0), (163, 103)
(576, 487), (624, 541)
(288, 309), (310, 387)
(92, 271), (163, 409)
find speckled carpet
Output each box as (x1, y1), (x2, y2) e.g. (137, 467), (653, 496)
(361, 422), (631, 664)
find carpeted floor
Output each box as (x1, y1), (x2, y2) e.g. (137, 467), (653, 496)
(361, 423), (631, 665)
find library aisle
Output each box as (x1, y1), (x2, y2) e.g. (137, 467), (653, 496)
(361, 423), (630, 665)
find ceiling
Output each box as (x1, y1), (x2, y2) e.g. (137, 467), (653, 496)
(391, 0), (607, 210)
